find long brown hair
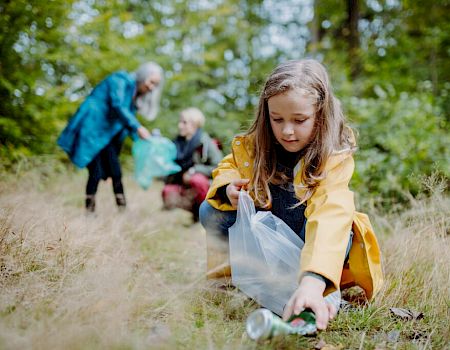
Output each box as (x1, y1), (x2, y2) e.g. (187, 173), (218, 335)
(246, 59), (355, 206)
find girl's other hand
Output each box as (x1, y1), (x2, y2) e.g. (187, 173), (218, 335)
(182, 168), (195, 185)
(282, 275), (333, 330)
(182, 172), (192, 185)
(226, 179), (250, 208)
(137, 126), (150, 139)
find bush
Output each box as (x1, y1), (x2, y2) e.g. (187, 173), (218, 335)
(346, 91), (449, 208)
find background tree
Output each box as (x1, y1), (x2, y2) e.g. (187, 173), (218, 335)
(1, 0), (448, 208)
(0, 0), (75, 161)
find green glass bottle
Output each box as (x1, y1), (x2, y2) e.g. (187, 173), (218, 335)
(246, 308), (317, 341)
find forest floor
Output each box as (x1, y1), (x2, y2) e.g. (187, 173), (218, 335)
(0, 163), (449, 350)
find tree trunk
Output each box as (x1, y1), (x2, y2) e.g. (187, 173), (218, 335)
(347, 0), (361, 79)
(310, 0), (320, 54)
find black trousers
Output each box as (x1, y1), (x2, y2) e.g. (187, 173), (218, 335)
(86, 134), (124, 196)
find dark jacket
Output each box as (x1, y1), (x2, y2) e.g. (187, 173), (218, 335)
(167, 129), (223, 184)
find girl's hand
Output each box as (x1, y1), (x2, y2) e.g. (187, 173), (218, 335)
(182, 172), (191, 185)
(282, 275), (337, 330)
(137, 126), (150, 139)
(182, 168), (195, 185)
(226, 179), (250, 208)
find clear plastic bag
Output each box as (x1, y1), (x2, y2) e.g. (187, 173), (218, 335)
(132, 137), (181, 190)
(229, 190), (341, 316)
(229, 190), (304, 316)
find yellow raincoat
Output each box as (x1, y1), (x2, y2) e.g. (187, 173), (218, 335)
(205, 134), (383, 300)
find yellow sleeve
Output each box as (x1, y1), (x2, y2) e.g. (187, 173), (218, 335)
(300, 154), (355, 290)
(206, 153), (242, 211)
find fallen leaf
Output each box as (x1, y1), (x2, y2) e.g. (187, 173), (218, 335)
(406, 330), (429, 341)
(389, 307), (424, 320)
(411, 310), (424, 320)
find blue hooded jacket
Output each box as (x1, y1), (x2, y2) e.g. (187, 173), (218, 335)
(57, 71), (140, 168)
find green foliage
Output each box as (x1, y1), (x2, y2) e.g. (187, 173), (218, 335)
(346, 91), (449, 205)
(0, 0), (449, 207)
(0, 0), (76, 164)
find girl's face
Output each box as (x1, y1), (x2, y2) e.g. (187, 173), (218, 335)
(178, 114), (197, 139)
(267, 89), (316, 153)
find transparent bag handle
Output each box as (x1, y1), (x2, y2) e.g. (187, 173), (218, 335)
(235, 189), (256, 226)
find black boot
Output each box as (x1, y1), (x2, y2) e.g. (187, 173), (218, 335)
(85, 195), (96, 213)
(115, 193), (126, 211)
(192, 203), (200, 223)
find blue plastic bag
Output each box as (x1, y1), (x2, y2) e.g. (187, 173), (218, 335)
(132, 137), (181, 189)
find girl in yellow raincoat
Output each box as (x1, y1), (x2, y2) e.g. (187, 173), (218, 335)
(199, 59), (383, 330)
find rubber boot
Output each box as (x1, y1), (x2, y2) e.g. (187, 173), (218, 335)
(85, 195), (96, 213)
(115, 193), (126, 211)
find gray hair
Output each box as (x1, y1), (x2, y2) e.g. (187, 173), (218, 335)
(134, 62), (164, 121)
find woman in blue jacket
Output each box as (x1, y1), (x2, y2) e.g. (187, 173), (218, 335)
(58, 62), (164, 213)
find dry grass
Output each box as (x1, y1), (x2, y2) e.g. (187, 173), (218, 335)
(0, 163), (449, 349)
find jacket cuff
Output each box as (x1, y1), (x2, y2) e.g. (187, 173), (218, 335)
(216, 186), (231, 204)
(302, 271), (332, 287)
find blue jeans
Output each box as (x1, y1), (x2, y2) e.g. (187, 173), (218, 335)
(199, 201), (237, 236)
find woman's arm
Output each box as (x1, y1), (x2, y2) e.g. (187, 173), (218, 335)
(109, 75), (141, 131)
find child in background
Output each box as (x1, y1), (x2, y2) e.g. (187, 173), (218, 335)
(162, 107), (223, 222)
(199, 59), (383, 330)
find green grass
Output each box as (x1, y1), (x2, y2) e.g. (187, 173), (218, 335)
(0, 163), (449, 349)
